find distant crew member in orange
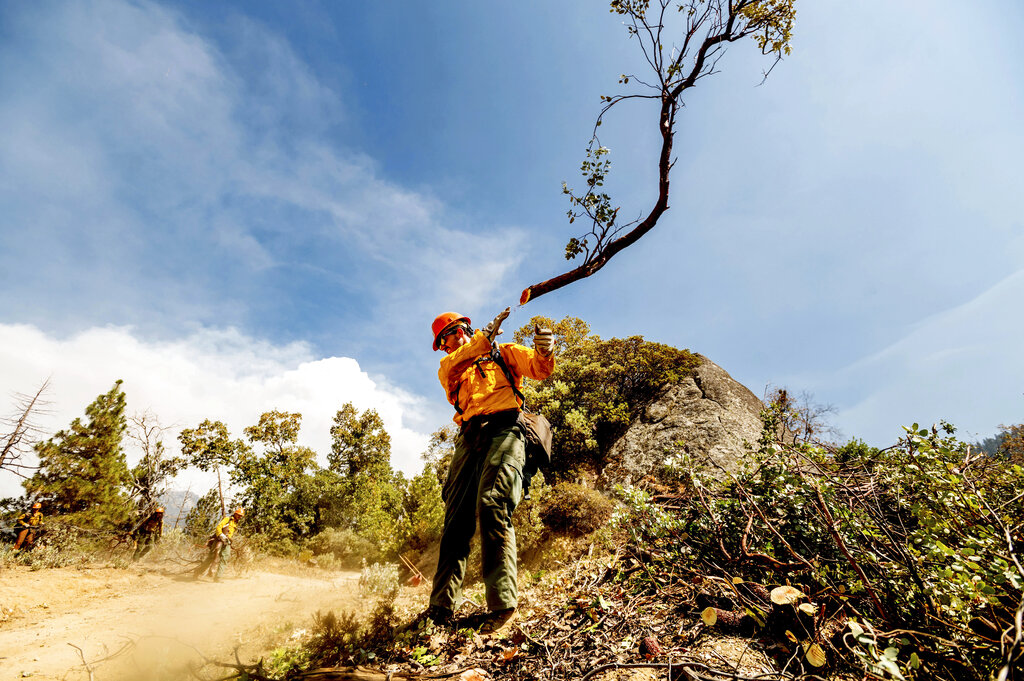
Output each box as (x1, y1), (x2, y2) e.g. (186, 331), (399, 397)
(424, 311), (554, 633)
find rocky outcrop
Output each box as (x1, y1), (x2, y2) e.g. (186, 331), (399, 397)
(601, 354), (764, 487)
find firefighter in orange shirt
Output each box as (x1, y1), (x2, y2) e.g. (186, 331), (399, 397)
(425, 311), (554, 632)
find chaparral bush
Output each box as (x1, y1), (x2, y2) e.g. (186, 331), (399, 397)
(619, 402), (1023, 681)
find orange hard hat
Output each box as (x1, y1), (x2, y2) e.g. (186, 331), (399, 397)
(32, 502), (42, 510)
(431, 312), (471, 351)
(233, 507), (245, 517)
(155, 507), (164, 514)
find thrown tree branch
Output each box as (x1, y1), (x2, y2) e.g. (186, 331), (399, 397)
(521, 0), (795, 304)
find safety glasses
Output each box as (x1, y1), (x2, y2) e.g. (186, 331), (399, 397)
(438, 324), (469, 344)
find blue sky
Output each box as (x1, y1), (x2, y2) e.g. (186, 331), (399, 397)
(2, 0), (1023, 495)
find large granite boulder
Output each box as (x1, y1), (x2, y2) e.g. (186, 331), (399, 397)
(600, 354), (764, 487)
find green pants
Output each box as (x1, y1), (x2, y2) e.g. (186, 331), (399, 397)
(194, 539), (231, 580)
(430, 410), (525, 612)
(132, 532), (159, 560)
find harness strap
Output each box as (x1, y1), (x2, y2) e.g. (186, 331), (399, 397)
(450, 344), (527, 416)
(489, 345), (528, 409)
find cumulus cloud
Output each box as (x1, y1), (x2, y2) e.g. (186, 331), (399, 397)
(0, 323), (432, 498)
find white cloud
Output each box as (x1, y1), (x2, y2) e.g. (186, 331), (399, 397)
(802, 269), (1024, 445)
(238, 139), (526, 314)
(0, 323), (431, 498)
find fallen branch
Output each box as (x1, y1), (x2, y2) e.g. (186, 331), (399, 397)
(67, 639), (135, 680)
(298, 667), (478, 680)
(68, 643), (96, 681)
(812, 485), (887, 623)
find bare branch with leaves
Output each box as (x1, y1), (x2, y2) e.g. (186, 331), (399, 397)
(521, 0), (795, 304)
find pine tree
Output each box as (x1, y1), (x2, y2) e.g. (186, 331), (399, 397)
(25, 380), (132, 531)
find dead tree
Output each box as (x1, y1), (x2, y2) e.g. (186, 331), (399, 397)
(520, 0), (795, 304)
(126, 410), (185, 511)
(1, 378), (52, 479)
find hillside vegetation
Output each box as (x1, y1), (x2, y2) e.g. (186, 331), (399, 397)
(223, 409), (1021, 681)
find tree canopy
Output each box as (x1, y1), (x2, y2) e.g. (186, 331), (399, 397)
(328, 403), (391, 478)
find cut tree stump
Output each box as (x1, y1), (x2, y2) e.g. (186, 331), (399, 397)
(700, 607), (756, 635)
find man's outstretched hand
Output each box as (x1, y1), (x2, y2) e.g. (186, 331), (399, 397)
(484, 307), (511, 342)
(534, 326), (554, 356)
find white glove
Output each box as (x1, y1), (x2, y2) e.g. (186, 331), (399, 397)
(484, 307), (511, 342)
(482, 320), (504, 340)
(534, 327), (554, 356)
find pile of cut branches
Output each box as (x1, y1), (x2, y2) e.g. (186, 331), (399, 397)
(639, 409), (1024, 681)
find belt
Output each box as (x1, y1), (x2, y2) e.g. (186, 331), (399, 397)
(460, 408), (519, 437)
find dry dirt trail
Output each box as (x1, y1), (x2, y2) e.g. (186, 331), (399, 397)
(0, 562), (364, 681)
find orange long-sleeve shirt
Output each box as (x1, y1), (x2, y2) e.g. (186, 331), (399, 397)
(438, 331), (554, 425)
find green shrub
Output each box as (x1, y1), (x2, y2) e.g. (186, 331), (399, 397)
(614, 411), (1024, 681)
(305, 610), (364, 667)
(27, 522), (92, 569)
(297, 601), (399, 670)
(515, 316), (700, 481)
(362, 601), (399, 658)
(539, 482), (614, 535)
(396, 468), (444, 555)
(513, 473), (549, 557)
(261, 535), (300, 558)
(313, 551), (341, 571)
(308, 527), (380, 568)
(358, 560), (400, 600)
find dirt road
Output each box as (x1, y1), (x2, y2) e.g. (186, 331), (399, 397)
(0, 562), (363, 680)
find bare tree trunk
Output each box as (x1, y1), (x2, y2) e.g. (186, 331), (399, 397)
(1, 379), (51, 475)
(216, 466), (226, 517)
(174, 481), (192, 530)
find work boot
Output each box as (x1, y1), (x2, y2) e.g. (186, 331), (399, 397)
(402, 605), (453, 633)
(425, 605), (453, 626)
(479, 607), (516, 635)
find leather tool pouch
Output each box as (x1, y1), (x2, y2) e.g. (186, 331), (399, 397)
(517, 410), (553, 469)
